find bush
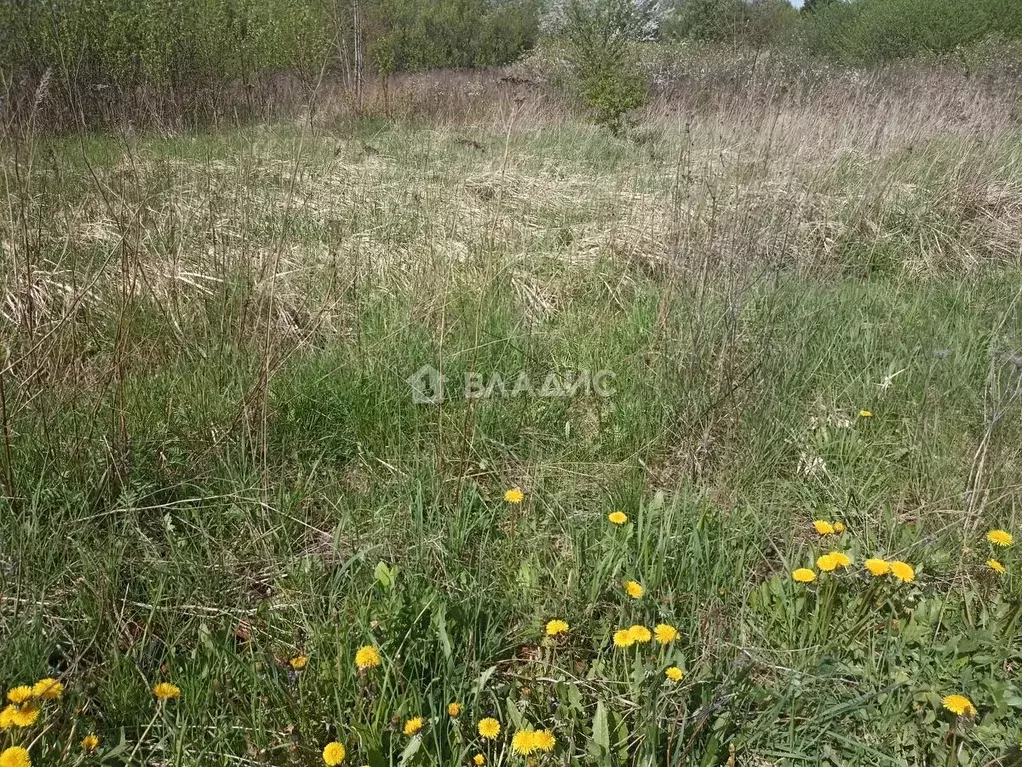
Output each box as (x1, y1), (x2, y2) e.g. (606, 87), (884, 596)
(0, 0), (332, 87)
(562, 0), (656, 134)
(797, 0), (1022, 65)
(360, 0), (541, 75)
(663, 0), (798, 47)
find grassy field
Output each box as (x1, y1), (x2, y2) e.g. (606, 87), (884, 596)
(1, 66), (1022, 766)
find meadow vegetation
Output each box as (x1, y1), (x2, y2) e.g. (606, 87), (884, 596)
(2, 1), (1022, 765)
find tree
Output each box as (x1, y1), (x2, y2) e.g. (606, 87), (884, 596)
(562, 0), (658, 134)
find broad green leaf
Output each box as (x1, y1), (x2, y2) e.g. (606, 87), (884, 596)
(593, 699), (610, 756)
(398, 736), (421, 766)
(505, 696), (524, 730)
(374, 561), (395, 589)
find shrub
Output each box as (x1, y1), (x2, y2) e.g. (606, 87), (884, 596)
(797, 0), (1022, 65)
(561, 0), (656, 134)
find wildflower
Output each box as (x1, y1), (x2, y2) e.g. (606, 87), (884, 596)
(0, 746), (31, 767)
(9, 703), (39, 727)
(403, 717), (424, 736)
(628, 625), (652, 643)
(608, 511), (628, 525)
(81, 735), (100, 753)
(474, 755), (486, 766)
(890, 561), (915, 583)
(829, 552), (852, 568)
(654, 624), (678, 644)
(152, 683), (181, 700)
(448, 702), (462, 717)
(624, 580), (644, 598)
(532, 730), (556, 752)
(354, 645), (381, 671)
(792, 568), (816, 583)
(987, 529), (1014, 547)
(613, 629), (635, 648)
(322, 741), (346, 765)
(865, 559), (890, 576)
(31, 679), (63, 700)
(478, 718), (500, 739)
(987, 559), (1005, 574)
(833, 522), (846, 533)
(289, 656), (308, 671)
(942, 694), (976, 717)
(504, 488), (524, 504)
(813, 520), (835, 535)
(511, 730), (537, 756)
(665, 666), (684, 682)
(545, 619), (569, 637)
(859, 410), (872, 418)
(816, 554), (838, 572)
(3, 701), (39, 729)
(6, 687), (32, 705)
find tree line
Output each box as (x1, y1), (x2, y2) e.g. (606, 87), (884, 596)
(1, 0), (1020, 126)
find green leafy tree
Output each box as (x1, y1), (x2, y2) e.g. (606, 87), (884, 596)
(562, 0), (655, 134)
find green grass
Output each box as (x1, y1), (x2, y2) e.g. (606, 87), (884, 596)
(1, 107), (1022, 766)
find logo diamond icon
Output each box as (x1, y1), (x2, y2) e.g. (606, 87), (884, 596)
(407, 365), (445, 404)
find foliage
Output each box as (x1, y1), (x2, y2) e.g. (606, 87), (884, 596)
(796, 0), (1022, 65)
(0, 0), (333, 86)
(561, 0), (656, 134)
(360, 0), (539, 75)
(663, 0), (801, 45)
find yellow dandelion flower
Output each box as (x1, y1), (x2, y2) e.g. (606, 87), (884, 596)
(0, 706), (16, 729)
(448, 702), (462, 717)
(654, 624), (678, 643)
(0, 746), (31, 767)
(613, 629), (635, 648)
(532, 730), (555, 752)
(890, 561), (915, 583)
(354, 645), (381, 671)
(31, 679), (63, 700)
(6, 687), (32, 705)
(477, 718), (500, 740)
(859, 409), (872, 418)
(9, 703), (39, 728)
(403, 717), (424, 736)
(322, 741), (346, 765)
(942, 694), (976, 717)
(665, 666), (684, 682)
(816, 554), (838, 572)
(829, 552), (852, 568)
(504, 488), (524, 504)
(792, 568), (816, 583)
(511, 730), (537, 756)
(607, 511), (628, 525)
(289, 656), (308, 671)
(81, 735), (100, 753)
(545, 619), (569, 637)
(865, 558), (890, 576)
(987, 529), (1014, 547)
(473, 754), (486, 766)
(628, 625), (652, 643)
(152, 683), (180, 700)
(833, 522), (846, 533)
(812, 520), (835, 535)
(624, 580), (644, 598)
(987, 559), (1005, 574)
